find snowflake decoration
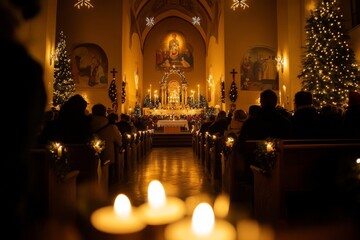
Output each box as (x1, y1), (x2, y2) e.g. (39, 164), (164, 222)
(146, 17), (155, 27)
(74, 0), (94, 9)
(231, 0), (249, 11)
(192, 16), (201, 25)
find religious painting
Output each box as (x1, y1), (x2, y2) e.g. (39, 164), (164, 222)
(71, 43), (108, 89)
(156, 32), (194, 71)
(240, 47), (279, 91)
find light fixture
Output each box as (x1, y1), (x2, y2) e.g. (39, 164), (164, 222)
(192, 16), (201, 25)
(50, 50), (58, 66)
(146, 17), (155, 27)
(276, 56), (284, 73)
(74, 0), (94, 9)
(231, 0), (249, 11)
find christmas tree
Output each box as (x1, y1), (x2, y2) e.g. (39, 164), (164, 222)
(221, 80), (225, 103)
(134, 102), (142, 116)
(229, 80), (238, 102)
(108, 78), (118, 111)
(121, 79), (126, 103)
(298, 0), (360, 108)
(52, 31), (75, 107)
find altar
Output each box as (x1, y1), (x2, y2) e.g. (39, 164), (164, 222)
(143, 108), (202, 116)
(157, 120), (189, 134)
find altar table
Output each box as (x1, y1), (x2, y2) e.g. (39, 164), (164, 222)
(157, 120), (189, 133)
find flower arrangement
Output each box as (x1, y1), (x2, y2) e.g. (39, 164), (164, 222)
(89, 136), (105, 162)
(47, 141), (70, 182)
(254, 138), (280, 176)
(222, 136), (235, 155)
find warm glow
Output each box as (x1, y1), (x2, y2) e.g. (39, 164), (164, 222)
(214, 194), (230, 218)
(237, 219), (261, 240)
(148, 180), (166, 208)
(114, 194), (131, 217)
(266, 142), (273, 153)
(191, 203), (214, 236)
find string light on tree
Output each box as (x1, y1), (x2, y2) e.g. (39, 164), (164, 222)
(52, 31), (75, 107)
(108, 68), (118, 111)
(298, 0), (360, 108)
(229, 69), (238, 103)
(122, 76), (126, 104)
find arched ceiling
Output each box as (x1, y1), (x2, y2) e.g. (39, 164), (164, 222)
(130, 0), (221, 50)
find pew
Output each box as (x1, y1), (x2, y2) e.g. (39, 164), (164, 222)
(237, 139), (360, 225)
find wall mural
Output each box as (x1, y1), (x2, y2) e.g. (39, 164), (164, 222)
(156, 32), (193, 71)
(71, 43), (108, 89)
(240, 47), (279, 91)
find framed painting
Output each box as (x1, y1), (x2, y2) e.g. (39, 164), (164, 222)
(71, 43), (108, 89)
(240, 47), (279, 91)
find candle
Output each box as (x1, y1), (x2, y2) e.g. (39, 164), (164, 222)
(266, 142), (273, 153)
(138, 180), (186, 225)
(164, 202), (236, 240)
(197, 84), (200, 102)
(57, 145), (62, 157)
(90, 194), (146, 234)
(150, 84), (152, 101)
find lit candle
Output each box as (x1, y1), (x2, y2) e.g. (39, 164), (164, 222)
(57, 145), (63, 157)
(266, 142), (273, 153)
(164, 202), (236, 240)
(150, 84), (152, 101)
(90, 194), (146, 234)
(138, 180), (186, 225)
(197, 84), (200, 102)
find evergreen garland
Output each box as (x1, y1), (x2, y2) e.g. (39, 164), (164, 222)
(229, 80), (238, 102)
(108, 79), (117, 103)
(121, 79), (126, 103)
(298, 0), (360, 108)
(221, 80), (225, 103)
(52, 31), (75, 107)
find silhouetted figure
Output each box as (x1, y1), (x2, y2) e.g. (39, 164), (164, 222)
(208, 110), (229, 136)
(318, 104), (343, 139)
(238, 89), (292, 141)
(1, 0), (47, 239)
(342, 91), (360, 138)
(198, 115), (216, 139)
(227, 109), (248, 136)
(116, 114), (133, 145)
(291, 91), (321, 139)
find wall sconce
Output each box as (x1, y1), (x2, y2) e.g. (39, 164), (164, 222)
(231, 0), (249, 10)
(276, 56), (284, 73)
(74, 0), (94, 9)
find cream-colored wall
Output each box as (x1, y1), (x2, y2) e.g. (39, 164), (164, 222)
(56, 0), (123, 111)
(143, 17), (206, 106)
(224, 0), (278, 113)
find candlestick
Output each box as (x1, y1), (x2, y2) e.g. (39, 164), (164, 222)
(164, 202), (236, 240)
(90, 194), (146, 234)
(138, 180), (186, 225)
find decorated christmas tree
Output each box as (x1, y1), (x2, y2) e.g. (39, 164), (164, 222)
(229, 80), (238, 102)
(121, 79), (126, 103)
(143, 94), (151, 107)
(52, 31), (75, 107)
(108, 78), (118, 111)
(298, 0), (360, 108)
(134, 102), (142, 116)
(221, 80), (225, 103)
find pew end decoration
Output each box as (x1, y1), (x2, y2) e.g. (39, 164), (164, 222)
(47, 141), (70, 182)
(254, 138), (280, 176)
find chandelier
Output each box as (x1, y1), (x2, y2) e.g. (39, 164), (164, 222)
(74, 0), (94, 9)
(231, 0), (249, 11)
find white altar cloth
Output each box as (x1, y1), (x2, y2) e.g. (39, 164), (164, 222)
(157, 120), (189, 130)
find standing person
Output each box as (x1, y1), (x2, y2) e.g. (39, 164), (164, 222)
(1, 0), (47, 239)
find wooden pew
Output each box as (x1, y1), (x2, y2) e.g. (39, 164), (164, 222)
(248, 139), (360, 225)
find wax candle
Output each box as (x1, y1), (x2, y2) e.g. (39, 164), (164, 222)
(90, 194), (146, 234)
(57, 145), (62, 157)
(164, 202), (236, 240)
(266, 142), (273, 153)
(138, 180), (186, 225)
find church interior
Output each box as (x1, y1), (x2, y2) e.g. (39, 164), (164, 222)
(4, 0), (360, 239)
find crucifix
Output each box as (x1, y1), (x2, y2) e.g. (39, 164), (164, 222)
(110, 68), (118, 79)
(230, 68), (238, 81)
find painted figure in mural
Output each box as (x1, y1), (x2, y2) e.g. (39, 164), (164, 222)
(169, 33), (180, 60)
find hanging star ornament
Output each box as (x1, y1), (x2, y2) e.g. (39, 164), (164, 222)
(192, 16), (201, 25)
(146, 17), (155, 27)
(74, 0), (94, 9)
(231, 0), (249, 11)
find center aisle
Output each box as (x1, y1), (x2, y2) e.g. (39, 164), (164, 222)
(109, 147), (220, 206)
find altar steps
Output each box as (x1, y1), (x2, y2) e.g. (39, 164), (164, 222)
(152, 133), (193, 147)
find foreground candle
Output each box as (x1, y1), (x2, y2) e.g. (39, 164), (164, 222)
(165, 202), (236, 240)
(90, 194), (146, 234)
(138, 180), (186, 225)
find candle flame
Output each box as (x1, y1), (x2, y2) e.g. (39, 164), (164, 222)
(191, 203), (214, 236)
(114, 194), (131, 217)
(148, 180), (166, 208)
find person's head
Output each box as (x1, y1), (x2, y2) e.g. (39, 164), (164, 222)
(348, 91), (360, 107)
(107, 112), (119, 124)
(294, 91), (313, 109)
(233, 109), (247, 121)
(60, 94), (88, 116)
(216, 110), (227, 120)
(248, 105), (261, 117)
(91, 103), (107, 116)
(260, 89), (278, 109)
(120, 113), (128, 121)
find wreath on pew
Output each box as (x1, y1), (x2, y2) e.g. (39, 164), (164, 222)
(254, 138), (280, 176)
(47, 141), (70, 183)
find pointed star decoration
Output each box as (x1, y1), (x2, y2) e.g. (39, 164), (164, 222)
(146, 17), (155, 27)
(231, 0), (249, 11)
(192, 16), (201, 25)
(74, 0), (94, 9)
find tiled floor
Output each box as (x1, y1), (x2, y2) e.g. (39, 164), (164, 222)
(109, 147), (220, 206)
